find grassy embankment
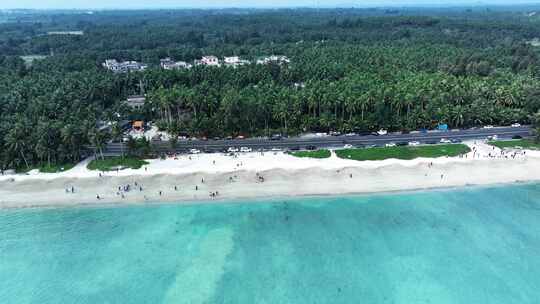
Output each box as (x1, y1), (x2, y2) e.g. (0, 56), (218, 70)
(87, 156), (149, 171)
(335, 144), (470, 161)
(290, 149), (331, 159)
(488, 139), (540, 150)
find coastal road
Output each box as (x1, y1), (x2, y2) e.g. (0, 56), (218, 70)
(103, 126), (532, 154)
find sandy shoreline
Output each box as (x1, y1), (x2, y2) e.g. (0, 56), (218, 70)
(1, 141), (539, 209)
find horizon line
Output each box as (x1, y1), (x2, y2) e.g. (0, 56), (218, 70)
(3, 3), (540, 10)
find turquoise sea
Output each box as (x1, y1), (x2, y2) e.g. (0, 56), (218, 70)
(1, 183), (540, 303)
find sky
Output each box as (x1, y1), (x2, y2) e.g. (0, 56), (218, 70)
(1, 0), (540, 9)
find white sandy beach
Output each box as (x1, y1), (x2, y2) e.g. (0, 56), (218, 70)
(0, 141), (539, 209)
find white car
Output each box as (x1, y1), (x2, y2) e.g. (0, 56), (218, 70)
(189, 149), (201, 154)
(240, 147), (252, 153)
(511, 123), (521, 128)
(440, 138), (451, 143)
(271, 148), (281, 152)
(227, 147), (239, 153)
(377, 129), (388, 136)
(483, 125), (494, 129)
(385, 142), (396, 147)
(343, 144), (353, 149)
(409, 141), (420, 146)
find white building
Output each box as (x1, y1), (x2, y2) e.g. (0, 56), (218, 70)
(256, 55), (290, 65)
(200, 56), (220, 66)
(103, 59), (147, 73)
(224, 56), (250, 67)
(125, 95), (146, 110)
(160, 58), (192, 70)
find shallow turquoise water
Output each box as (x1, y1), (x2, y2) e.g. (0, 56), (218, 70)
(1, 184), (540, 303)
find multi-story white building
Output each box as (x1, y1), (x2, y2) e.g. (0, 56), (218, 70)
(256, 55), (290, 65)
(160, 58), (192, 70)
(103, 59), (147, 73)
(224, 56), (250, 67)
(200, 56), (220, 66)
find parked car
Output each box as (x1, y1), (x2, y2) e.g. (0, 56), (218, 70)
(511, 123), (521, 128)
(377, 129), (388, 136)
(227, 147), (239, 153)
(306, 145), (317, 150)
(440, 138), (451, 143)
(240, 147), (252, 153)
(189, 149), (201, 154)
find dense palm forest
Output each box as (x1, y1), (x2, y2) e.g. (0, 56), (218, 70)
(1, 7), (540, 170)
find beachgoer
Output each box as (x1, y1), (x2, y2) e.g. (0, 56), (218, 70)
(159, 191), (162, 196)
(96, 195), (100, 200)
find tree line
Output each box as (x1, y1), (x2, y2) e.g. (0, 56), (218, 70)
(1, 8), (540, 170)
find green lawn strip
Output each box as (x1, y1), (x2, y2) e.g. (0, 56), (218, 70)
(488, 139), (540, 150)
(87, 156), (149, 171)
(290, 149), (331, 159)
(335, 144), (470, 161)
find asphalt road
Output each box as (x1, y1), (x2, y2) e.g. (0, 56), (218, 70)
(103, 126), (532, 154)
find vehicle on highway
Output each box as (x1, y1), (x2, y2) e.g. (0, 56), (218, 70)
(409, 141), (420, 146)
(271, 147), (281, 152)
(396, 142), (408, 146)
(226, 136), (233, 140)
(227, 147), (239, 153)
(440, 138), (451, 143)
(330, 131), (341, 136)
(290, 146), (300, 151)
(487, 135), (498, 140)
(385, 142), (396, 147)
(270, 134), (282, 140)
(512, 135), (523, 139)
(483, 125), (494, 129)
(343, 144), (353, 149)
(237, 135), (245, 139)
(345, 132), (356, 137)
(189, 149), (201, 154)
(450, 138), (462, 143)
(377, 129), (388, 136)
(240, 147), (252, 153)
(511, 123), (521, 128)
(306, 145), (317, 150)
